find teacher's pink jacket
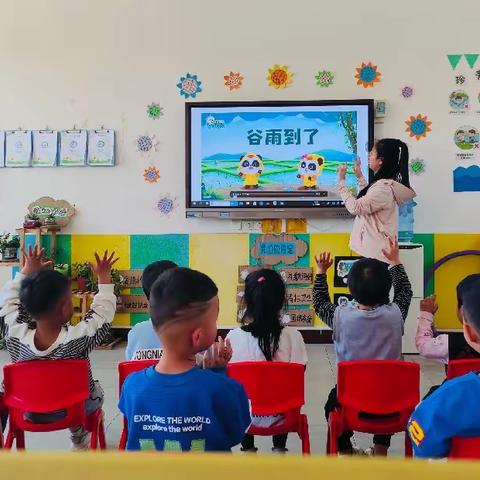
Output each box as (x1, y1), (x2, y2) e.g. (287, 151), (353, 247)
(338, 177), (416, 263)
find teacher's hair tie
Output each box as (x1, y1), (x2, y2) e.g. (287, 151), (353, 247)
(257, 276), (266, 283)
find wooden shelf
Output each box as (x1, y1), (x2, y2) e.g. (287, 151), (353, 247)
(0, 261), (20, 267)
(16, 225), (62, 234)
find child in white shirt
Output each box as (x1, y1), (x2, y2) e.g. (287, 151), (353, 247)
(226, 268), (307, 452)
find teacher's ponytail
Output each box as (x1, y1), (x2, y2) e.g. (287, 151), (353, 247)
(357, 138), (410, 198)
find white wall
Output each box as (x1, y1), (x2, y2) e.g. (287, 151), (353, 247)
(0, 0), (478, 234)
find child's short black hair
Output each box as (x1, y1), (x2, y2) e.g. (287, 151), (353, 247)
(149, 267), (218, 330)
(462, 280), (480, 331)
(141, 260), (178, 299)
(19, 270), (71, 316)
(457, 274), (480, 308)
(347, 258), (391, 306)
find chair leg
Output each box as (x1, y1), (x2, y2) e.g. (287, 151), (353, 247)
(299, 415), (310, 455)
(327, 412), (339, 455)
(405, 432), (413, 457)
(16, 430), (25, 450)
(118, 429), (127, 450)
(98, 416), (107, 450)
(5, 428), (14, 449)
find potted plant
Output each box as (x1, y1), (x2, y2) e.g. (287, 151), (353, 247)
(23, 213), (42, 228)
(0, 233), (20, 261)
(72, 262), (93, 291)
(43, 213), (57, 226)
(54, 263), (70, 276)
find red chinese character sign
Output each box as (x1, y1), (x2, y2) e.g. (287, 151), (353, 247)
(250, 234), (308, 266)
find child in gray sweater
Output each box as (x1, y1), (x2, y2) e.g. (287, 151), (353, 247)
(313, 238), (413, 456)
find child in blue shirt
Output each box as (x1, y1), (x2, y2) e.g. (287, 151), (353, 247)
(119, 267), (251, 452)
(408, 278), (480, 458)
(125, 260), (177, 361)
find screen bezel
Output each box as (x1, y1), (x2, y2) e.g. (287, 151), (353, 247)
(185, 99), (374, 211)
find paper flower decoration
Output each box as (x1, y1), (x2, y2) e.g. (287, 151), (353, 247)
(410, 158), (426, 175)
(405, 114), (432, 141)
(224, 71), (244, 91)
(143, 166), (160, 183)
(147, 103), (163, 119)
(157, 195), (176, 216)
(135, 134), (159, 154)
(177, 73), (202, 98)
(401, 85), (414, 99)
(355, 62), (382, 88)
(266, 64), (293, 89)
(315, 70), (334, 87)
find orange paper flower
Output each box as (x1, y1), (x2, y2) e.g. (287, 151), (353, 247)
(266, 64), (293, 89)
(224, 71), (244, 91)
(143, 166), (160, 183)
(355, 62), (382, 88)
(405, 114), (432, 141)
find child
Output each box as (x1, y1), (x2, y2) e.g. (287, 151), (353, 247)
(415, 274), (480, 364)
(0, 246), (118, 449)
(314, 238), (413, 456)
(407, 279), (480, 458)
(119, 267), (251, 452)
(125, 260), (177, 361)
(337, 138), (416, 263)
(226, 268), (307, 453)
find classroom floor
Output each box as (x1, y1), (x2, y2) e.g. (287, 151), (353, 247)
(0, 345), (445, 455)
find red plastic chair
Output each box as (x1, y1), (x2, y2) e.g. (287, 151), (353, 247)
(227, 361), (310, 454)
(118, 360), (157, 450)
(327, 360), (420, 456)
(0, 394), (5, 448)
(2, 360), (106, 450)
(446, 359), (480, 458)
(447, 359), (480, 380)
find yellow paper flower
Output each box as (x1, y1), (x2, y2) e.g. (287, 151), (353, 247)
(266, 64), (293, 89)
(355, 62), (381, 88)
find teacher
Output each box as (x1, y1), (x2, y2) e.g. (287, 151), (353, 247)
(337, 138), (416, 264)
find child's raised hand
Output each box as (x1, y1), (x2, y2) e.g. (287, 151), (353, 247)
(20, 245), (53, 275)
(315, 252), (333, 274)
(203, 337), (232, 369)
(337, 164), (347, 182)
(381, 237), (401, 265)
(420, 295), (438, 315)
(91, 250), (119, 285)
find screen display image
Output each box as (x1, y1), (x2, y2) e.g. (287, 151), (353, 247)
(187, 101), (373, 212)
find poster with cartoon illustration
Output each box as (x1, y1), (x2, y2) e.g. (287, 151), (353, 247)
(189, 105), (370, 206)
(333, 293), (355, 308)
(449, 90), (469, 114)
(454, 125), (480, 162)
(334, 256), (360, 288)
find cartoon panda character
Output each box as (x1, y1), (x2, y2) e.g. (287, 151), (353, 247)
(238, 153), (264, 189)
(297, 154), (325, 189)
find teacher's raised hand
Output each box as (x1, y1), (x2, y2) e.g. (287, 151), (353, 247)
(337, 163), (348, 183)
(353, 157), (362, 178)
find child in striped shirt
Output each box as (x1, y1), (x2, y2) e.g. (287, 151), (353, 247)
(0, 246), (118, 450)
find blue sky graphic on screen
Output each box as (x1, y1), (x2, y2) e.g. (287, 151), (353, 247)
(189, 104), (370, 207)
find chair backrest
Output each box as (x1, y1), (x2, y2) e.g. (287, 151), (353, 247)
(449, 436), (480, 459)
(118, 360), (158, 394)
(337, 360), (420, 414)
(447, 359), (480, 380)
(227, 361), (304, 416)
(3, 360), (90, 431)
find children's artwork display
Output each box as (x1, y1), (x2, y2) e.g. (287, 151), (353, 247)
(177, 73), (202, 98)
(224, 71), (244, 91)
(146, 103), (164, 119)
(143, 165), (160, 183)
(5, 130), (32, 167)
(315, 70), (334, 88)
(87, 129), (115, 166)
(59, 130), (87, 167)
(405, 114), (432, 141)
(135, 133), (159, 155)
(410, 157), (426, 175)
(0, 131), (4, 167)
(355, 61), (381, 88)
(266, 64), (293, 89)
(32, 130), (58, 167)
(401, 85), (414, 99)
(156, 194), (176, 216)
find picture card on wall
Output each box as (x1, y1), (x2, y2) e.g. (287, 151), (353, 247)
(32, 130), (58, 167)
(0, 131), (4, 167)
(87, 129), (115, 166)
(59, 130), (87, 167)
(5, 130), (32, 167)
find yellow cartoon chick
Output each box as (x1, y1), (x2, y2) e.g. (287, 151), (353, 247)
(297, 154), (325, 189)
(238, 153), (264, 189)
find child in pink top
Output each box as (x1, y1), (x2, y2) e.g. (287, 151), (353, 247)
(337, 138), (416, 264)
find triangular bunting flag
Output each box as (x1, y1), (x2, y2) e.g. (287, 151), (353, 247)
(447, 54), (462, 70)
(465, 54), (479, 69)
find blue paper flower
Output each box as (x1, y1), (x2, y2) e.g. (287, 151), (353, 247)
(177, 73), (202, 98)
